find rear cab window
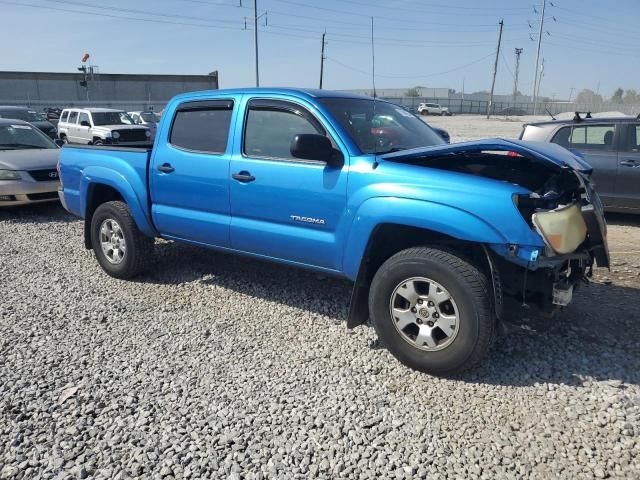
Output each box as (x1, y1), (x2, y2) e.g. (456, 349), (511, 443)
(60, 111), (69, 123)
(169, 100), (234, 154)
(622, 124), (640, 152)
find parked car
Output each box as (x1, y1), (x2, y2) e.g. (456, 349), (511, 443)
(0, 118), (62, 206)
(395, 104), (450, 142)
(520, 114), (640, 213)
(43, 107), (63, 126)
(57, 108), (151, 146)
(418, 102), (451, 116)
(58, 88), (609, 375)
(128, 111), (159, 140)
(0, 106), (58, 139)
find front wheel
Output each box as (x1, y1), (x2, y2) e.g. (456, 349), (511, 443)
(369, 247), (494, 375)
(90, 201), (153, 279)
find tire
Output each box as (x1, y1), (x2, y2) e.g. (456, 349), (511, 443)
(440, 112), (446, 116)
(61, 135), (69, 144)
(93, 139), (104, 146)
(369, 247), (494, 375)
(90, 201), (153, 279)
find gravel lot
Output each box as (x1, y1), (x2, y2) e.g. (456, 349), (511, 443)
(1, 116), (639, 479)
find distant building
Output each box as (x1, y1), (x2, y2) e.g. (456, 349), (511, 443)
(0, 70), (219, 111)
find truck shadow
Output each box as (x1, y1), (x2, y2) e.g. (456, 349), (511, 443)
(144, 241), (640, 387)
(605, 212), (640, 227)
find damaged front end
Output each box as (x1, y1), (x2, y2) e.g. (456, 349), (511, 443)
(382, 138), (610, 326)
(494, 154), (609, 325)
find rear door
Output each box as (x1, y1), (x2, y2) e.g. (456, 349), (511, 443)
(551, 123), (618, 204)
(66, 111), (80, 143)
(78, 112), (92, 144)
(228, 97), (348, 270)
(614, 122), (640, 210)
(150, 99), (236, 246)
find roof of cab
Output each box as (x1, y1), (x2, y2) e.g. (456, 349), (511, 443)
(526, 116), (639, 127)
(171, 87), (373, 102)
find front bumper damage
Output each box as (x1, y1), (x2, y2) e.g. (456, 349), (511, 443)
(489, 183), (609, 327)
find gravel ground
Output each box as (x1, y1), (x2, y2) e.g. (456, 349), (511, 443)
(1, 115), (639, 479)
(423, 114), (548, 143)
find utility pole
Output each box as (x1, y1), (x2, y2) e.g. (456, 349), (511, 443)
(486, 19), (504, 119)
(253, 0), (259, 87)
(568, 87), (576, 103)
(513, 47), (523, 101)
(319, 30), (327, 89)
(531, 0), (546, 114)
(536, 57), (545, 100)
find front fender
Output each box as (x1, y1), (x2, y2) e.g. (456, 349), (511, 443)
(342, 196), (509, 280)
(80, 166), (156, 237)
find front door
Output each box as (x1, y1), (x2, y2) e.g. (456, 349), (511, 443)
(614, 123), (640, 210)
(229, 98), (348, 270)
(150, 99), (236, 246)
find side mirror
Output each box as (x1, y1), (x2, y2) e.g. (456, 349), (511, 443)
(290, 134), (343, 167)
(54, 139), (65, 148)
(80, 120), (91, 127)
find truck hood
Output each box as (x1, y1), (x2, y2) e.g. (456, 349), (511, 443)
(380, 138), (593, 173)
(0, 148), (60, 170)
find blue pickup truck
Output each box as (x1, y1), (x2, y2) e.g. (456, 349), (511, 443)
(58, 88), (609, 375)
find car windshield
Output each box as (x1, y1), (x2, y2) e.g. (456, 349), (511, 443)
(0, 109), (42, 122)
(319, 98), (444, 154)
(91, 111), (135, 126)
(0, 124), (56, 149)
(140, 112), (159, 123)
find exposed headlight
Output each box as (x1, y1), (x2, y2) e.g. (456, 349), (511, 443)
(0, 170), (20, 180)
(532, 203), (587, 254)
(145, 129), (151, 137)
(112, 131), (120, 139)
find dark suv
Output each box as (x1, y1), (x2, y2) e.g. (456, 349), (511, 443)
(521, 114), (640, 213)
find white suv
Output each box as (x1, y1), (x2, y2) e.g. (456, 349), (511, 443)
(417, 102), (451, 116)
(57, 108), (151, 146)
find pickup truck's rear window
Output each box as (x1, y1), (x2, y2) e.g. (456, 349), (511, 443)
(170, 102), (233, 154)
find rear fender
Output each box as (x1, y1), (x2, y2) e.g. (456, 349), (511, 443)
(80, 166), (156, 237)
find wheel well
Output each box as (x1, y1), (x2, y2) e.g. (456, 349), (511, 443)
(347, 223), (492, 328)
(92, 136), (103, 143)
(83, 184), (124, 249)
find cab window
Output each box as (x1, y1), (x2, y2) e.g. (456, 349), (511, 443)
(552, 124), (615, 150)
(243, 100), (324, 160)
(68, 111), (79, 124)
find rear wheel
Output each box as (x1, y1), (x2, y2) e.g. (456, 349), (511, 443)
(93, 139), (104, 146)
(369, 247), (494, 375)
(60, 135), (69, 144)
(90, 201), (153, 279)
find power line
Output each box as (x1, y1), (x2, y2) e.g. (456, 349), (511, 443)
(326, 52), (494, 79)
(2, 0), (246, 30)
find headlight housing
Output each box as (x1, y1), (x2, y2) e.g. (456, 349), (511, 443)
(0, 170), (20, 180)
(532, 203), (587, 254)
(112, 131), (120, 139)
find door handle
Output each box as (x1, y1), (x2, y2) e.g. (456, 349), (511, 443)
(158, 163), (175, 173)
(620, 159), (640, 167)
(232, 171), (256, 183)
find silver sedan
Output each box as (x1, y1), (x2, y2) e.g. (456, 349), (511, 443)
(0, 118), (62, 206)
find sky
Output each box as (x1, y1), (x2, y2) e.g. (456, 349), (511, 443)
(0, 0), (638, 100)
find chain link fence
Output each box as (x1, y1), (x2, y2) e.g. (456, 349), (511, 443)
(386, 97), (640, 117)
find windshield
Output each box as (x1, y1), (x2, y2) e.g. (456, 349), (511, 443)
(140, 112), (159, 123)
(91, 111), (135, 126)
(0, 124), (56, 149)
(0, 109), (43, 122)
(319, 98), (445, 154)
